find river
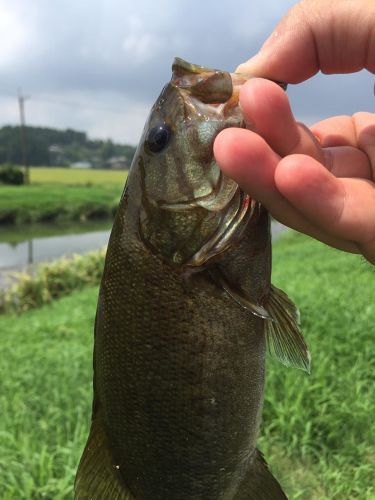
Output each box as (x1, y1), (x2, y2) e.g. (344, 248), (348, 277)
(0, 221), (112, 289)
(0, 222), (112, 270)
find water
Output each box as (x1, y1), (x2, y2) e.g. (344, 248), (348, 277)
(0, 221), (112, 271)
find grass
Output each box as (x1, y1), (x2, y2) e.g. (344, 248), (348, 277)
(0, 233), (374, 499)
(0, 185), (122, 224)
(0, 289), (95, 499)
(0, 248), (106, 314)
(261, 232), (374, 499)
(0, 167), (127, 225)
(30, 167), (127, 186)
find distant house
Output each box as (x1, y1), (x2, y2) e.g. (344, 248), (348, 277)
(106, 156), (128, 170)
(48, 144), (66, 166)
(70, 161), (92, 169)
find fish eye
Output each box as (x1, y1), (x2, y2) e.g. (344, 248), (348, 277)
(145, 123), (172, 153)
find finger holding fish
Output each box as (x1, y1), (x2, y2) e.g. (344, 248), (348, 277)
(214, 127), (359, 254)
(214, 78), (375, 262)
(237, 78), (324, 162)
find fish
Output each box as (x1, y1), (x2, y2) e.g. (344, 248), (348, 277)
(74, 58), (310, 500)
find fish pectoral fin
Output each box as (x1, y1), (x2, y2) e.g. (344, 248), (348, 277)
(74, 413), (134, 500)
(210, 269), (310, 372)
(208, 267), (272, 319)
(234, 449), (287, 500)
(265, 285), (311, 373)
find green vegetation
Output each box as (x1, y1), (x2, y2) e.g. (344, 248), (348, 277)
(30, 167), (127, 186)
(261, 232), (374, 499)
(0, 248), (106, 314)
(0, 125), (136, 167)
(0, 233), (373, 499)
(0, 288), (95, 500)
(0, 167), (126, 225)
(0, 164), (25, 185)
(0, 184), (123, 224)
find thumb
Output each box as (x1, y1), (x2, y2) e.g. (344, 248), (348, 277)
(236, 0), (375, 83)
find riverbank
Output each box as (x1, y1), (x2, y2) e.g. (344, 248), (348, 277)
(0, 248), (106, 313)
(1, 232), (373, 498)
(0, 167), (126, 225)
(0, 184), (121, 224)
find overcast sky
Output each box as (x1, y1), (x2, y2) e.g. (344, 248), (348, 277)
(0, 0), (373, 145)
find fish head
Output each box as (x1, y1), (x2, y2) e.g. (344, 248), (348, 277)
(139, 58), (245, 207)
(128, 58), (257, 269)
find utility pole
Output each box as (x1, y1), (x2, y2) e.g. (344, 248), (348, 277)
(18, 88), (30, 184)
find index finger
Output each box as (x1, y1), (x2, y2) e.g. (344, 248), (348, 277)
(239, 78), (325, 161)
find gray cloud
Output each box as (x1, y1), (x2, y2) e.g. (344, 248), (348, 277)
(0, 0), (373, 144)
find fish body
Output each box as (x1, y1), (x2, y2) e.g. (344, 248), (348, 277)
(75, 59), (309, 500)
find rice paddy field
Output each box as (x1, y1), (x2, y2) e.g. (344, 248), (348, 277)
(0, 232), (374, 499)
(0, 167), (126, 224)
(29, 167), (127, 186)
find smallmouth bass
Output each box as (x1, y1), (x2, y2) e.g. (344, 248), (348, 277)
(75, 58), (310, 500)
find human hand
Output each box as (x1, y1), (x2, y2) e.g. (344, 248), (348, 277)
(214, 0), (375, 264)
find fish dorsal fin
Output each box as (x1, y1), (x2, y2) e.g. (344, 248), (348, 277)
(265, 285), (311, 373)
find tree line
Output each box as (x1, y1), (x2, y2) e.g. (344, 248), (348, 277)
(0, 125), (136, 168)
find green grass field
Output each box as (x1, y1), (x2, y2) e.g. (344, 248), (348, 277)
(0, 184), (122, 224)
(0, 167), (127, 225)
(30, 167), (127, 186)
(0, 233), (374, 499)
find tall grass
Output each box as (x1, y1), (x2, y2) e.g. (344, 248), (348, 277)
(0, 233), (373, 498)
(261, 232), (374, 499)
(0, 289), (94, 499)
(0, 248), (106, 314)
